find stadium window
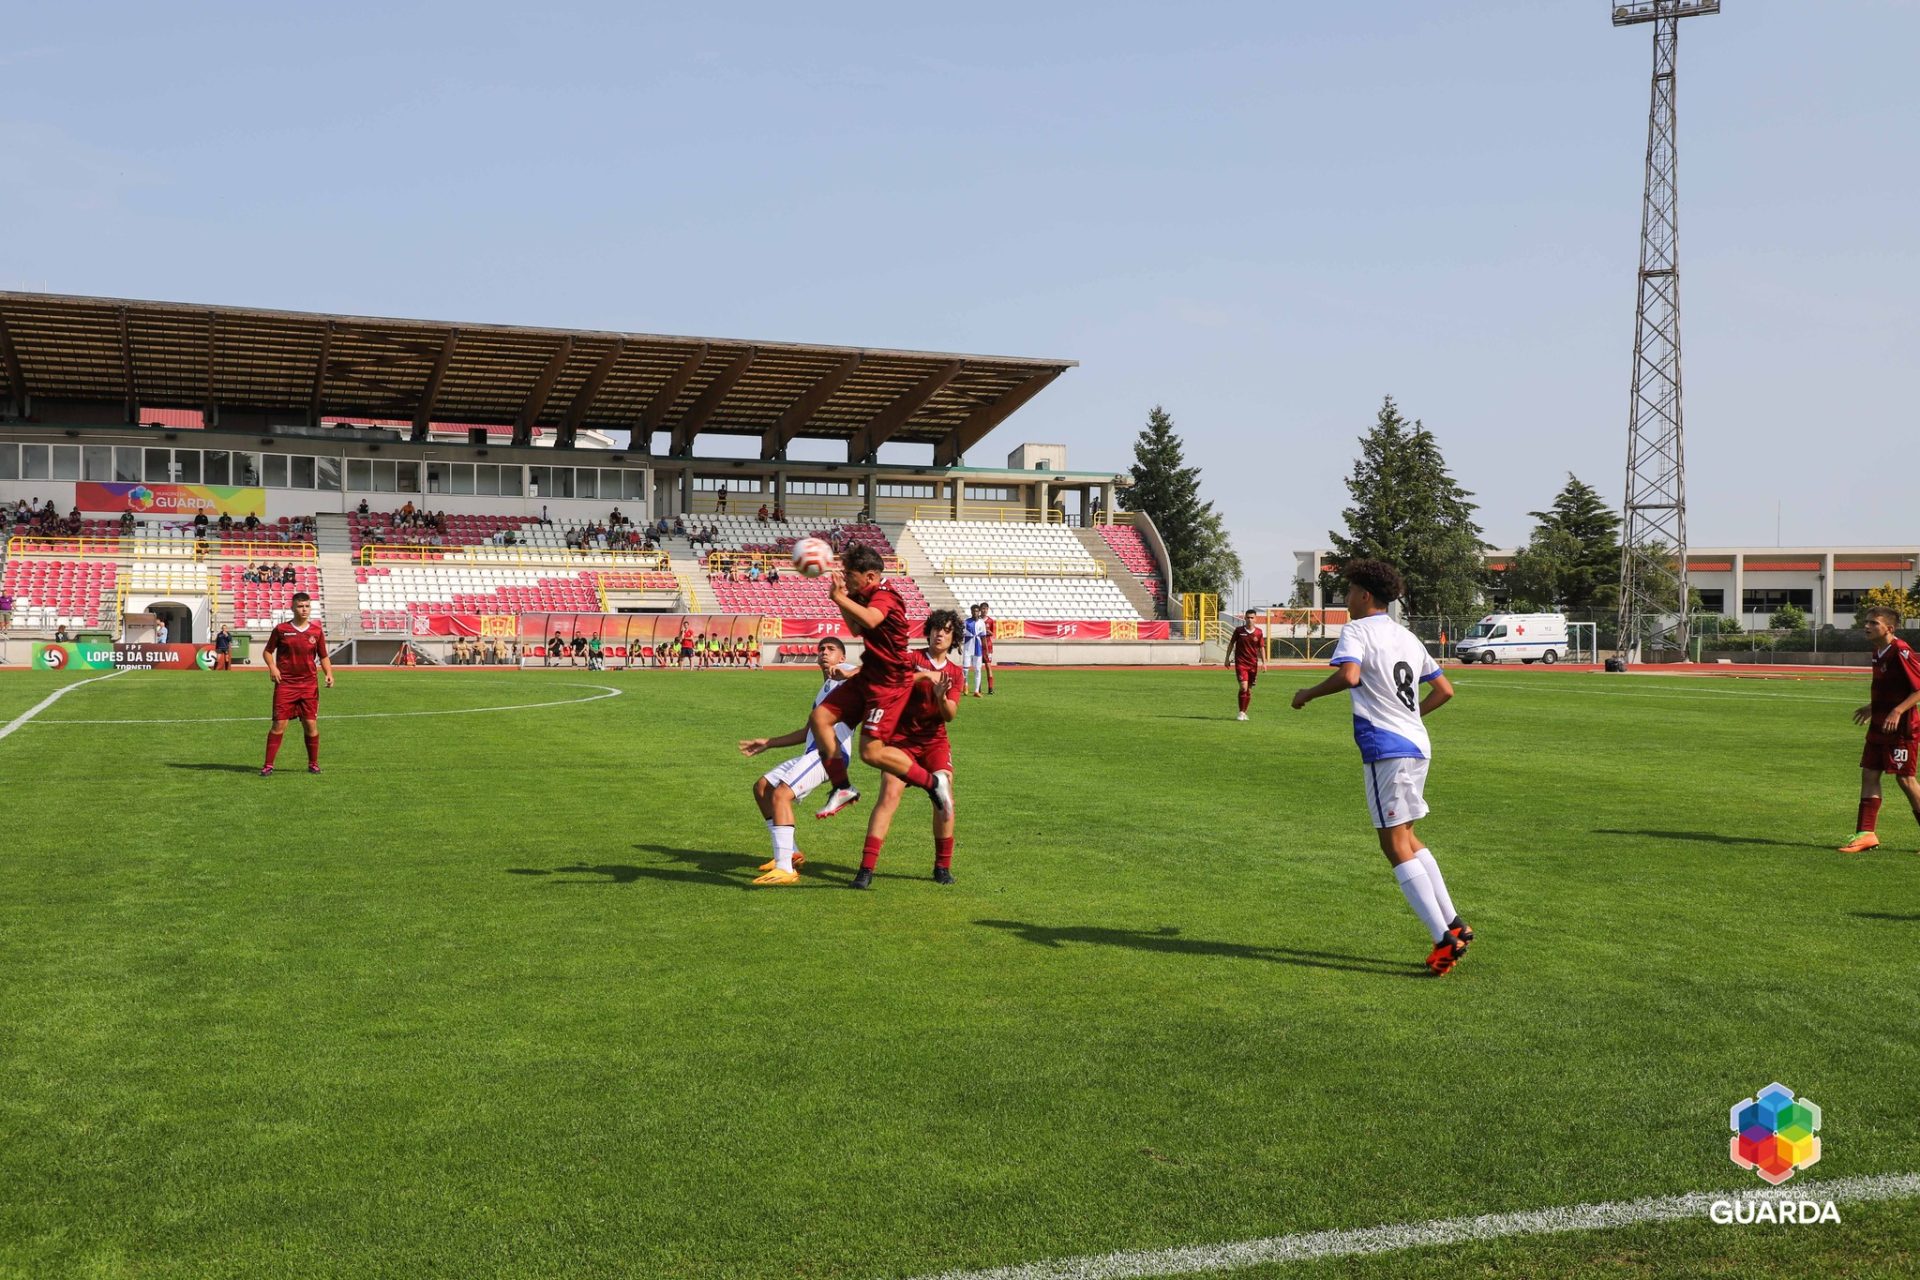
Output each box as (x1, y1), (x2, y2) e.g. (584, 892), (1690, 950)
(450, 464), (474, 495)
(1694, 589), (1725, 613)
(173, 450), (200, 483)
(528, 466), (550, 498)
(788, 480), (849, 496)
(115, 447), (142, 482)
(1832, 589), (1873, 615)
(425, 462), (448, 493)
(202, 450), (230, 485)
(965, 486), (1012, 502)
(621, 470), (646, 500)
(82, 445), (112, 481)
(346, 459), (373, 491)
(499, 465), (523, 496)
(145, 448), (171, 483)
(371, 460), (398, 493)
(20, 445), (49, 480)
(576, 469), (598, 500)
(474, 464), (500, 496)
(0, 443), (18, 479)
(291, 456), (316, 490)
(50, 445), (80, 481)
(876, 482), (935, 499)
(263, 454), (290, 488)
(397, 462), (421, 494)
(315, 457), (341, 492)
(1742, 588), (1813, 614)
(235, 453), (261, 486)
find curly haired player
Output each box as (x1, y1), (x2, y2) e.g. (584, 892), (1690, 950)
(1838, 605), (1920, 853)
(1291, 559), (1471, 975)
(851, 609), (962, 890)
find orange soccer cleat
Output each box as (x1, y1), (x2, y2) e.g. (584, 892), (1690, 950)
(752, 868), (801, 887)
(1837, 832), (1880, 854)
(757, 852), (807, 872)
(1426, 935), (1465, 976)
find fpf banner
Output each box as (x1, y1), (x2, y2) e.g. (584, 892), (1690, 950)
(31, 641), (115, 670)
(77, 482), (266, 518)
(112, 644), (217, 671)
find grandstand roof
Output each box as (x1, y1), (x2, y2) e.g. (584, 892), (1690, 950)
(0, 291), (1074, 465)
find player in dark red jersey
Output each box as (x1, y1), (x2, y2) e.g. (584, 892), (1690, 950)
(1228, 608), (1266, 720)
(1839, 605), (1920, 852)
(979, 600), (996, 694)
(261, 591), (333, 776)
(808, 544), (954, 820)
(852, 609), (962, 889)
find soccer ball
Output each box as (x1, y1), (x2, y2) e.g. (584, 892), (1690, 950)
(791, 537), (834, 578)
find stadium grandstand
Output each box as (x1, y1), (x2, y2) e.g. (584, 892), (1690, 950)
(0, 292), (1199, 663)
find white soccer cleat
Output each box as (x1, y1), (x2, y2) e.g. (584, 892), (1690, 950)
(930, 770), (954, 815)
(1236, 712), (1249, 721)
(815, 787), (861, 819)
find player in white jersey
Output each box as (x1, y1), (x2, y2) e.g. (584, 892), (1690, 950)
(1291, 558), (1472, 975)
(738, 637), (860, 886)
(961, 604), (989, 697)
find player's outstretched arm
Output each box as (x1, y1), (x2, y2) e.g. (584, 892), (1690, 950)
(1419, 673), (1454, 717)
(1291, 662), (1360, 709)
(827, 572), (885, 632)
(739, 727), (810, 756)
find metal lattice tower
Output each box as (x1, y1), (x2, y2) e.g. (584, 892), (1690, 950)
(1612, 0), (1717, 661)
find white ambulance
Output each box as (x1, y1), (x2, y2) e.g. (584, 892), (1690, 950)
(1455, 613), (1570, 665)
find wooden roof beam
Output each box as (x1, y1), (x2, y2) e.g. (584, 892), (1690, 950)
(203, 312), (219, 420)
(309, 321), (334, 424)
(117, 307), (136, 422)
(559, 341), (624, 448)
(670, 346), (756, 456)
(762, 353), (863, 460)
(411, 329), (461, 441)
(849, 360), (963, 464)
(0, 308), (27, 410)
(513, 336), (574, 447)
(933, 368), (1064, 467)
(637, 344), (708, 452)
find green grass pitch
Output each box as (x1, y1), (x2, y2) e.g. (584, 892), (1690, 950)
(1, 664), (1915, 1279)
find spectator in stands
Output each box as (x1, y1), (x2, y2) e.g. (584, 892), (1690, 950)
(672, 515), (687, 537)
(155, 618), (169, 644)
(401, 500), (416, 521)
(219, 513), (234, 533)
(540, 504), (551, 524)
(756, 503), (769, 523)
(357, 499), (370, 516)
(0, 591), (11, 630)
(54, 624), (70, 643)
(766, 564), (780, 584)
(244, 513), (261, 531)
(716, 483), (728, 512)
(609, 506), (624, 526)
(119, 510), (136, 534)
(748, 562), (763, 582)
(194, 511), (209, 532)
(241, 562), (257, 584)
(772, 503), (784, 522)
(282, 565), (297, 585)
(213, 624), (234, 671)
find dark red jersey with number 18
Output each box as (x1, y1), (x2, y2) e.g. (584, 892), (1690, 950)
(1868, 638), (1920, 743)
(1231, 625), (1265, 668)
(265, 620), (326, 684)
(852, 581), (912, 686)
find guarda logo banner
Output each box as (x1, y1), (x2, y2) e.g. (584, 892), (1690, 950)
(1711, 1083), (1839, 1226)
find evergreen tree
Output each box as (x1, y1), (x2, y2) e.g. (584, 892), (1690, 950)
(1120, 405), (1242, 598)
(1504, 474), (1621, 614)
(1325, 397), (1484, 621)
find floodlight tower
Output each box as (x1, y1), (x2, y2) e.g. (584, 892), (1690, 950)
(1612, 0), (1717, 662)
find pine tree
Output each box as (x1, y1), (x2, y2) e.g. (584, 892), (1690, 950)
(1119, 405), (1242, 598)
(1325, 397), (1484, 621)
(1505, 474), (1621, 614)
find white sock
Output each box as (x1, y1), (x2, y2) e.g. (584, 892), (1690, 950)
(773, 825), (796, 873)
(1416, 849), (1458, 925)
(1393, 861), (1450, 944)
(765, 818), (779, 857)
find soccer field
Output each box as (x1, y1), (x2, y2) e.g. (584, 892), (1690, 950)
(2, 665), (1916, 1279)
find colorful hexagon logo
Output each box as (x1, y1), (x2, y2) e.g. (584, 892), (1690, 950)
(127, 485), (156, 511)
(1730, 1082), (1820, 1184)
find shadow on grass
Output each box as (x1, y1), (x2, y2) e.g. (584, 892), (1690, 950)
(975, 920), (1423, 977)
(1849, 911), (1920, 923)
(167, 761), (268, 774)
(505, 846), (926, 891)
(1592, 828), (1809, 848)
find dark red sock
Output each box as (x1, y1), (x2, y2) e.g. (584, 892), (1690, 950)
(264, 731), (284, 767)
(824, 752), (850, 788)
(985, 670), (994, 692)
(1858, 796), (1882, 832)
(306, 734), (319, 768)
(903, 763), (934, 792)
(861, 836), (884, 872)
(934, 836), (954, 869)
(1238, 688), (1251, 712)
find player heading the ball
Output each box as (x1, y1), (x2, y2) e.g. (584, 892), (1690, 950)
(1838, 605), (1920, 853)
(807, 543), (954, 819)
(1291, 559), (1472, 976)
(261, 591), (333, 776)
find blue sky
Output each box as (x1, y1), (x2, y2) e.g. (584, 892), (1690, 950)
(3, 2), (1914, 603)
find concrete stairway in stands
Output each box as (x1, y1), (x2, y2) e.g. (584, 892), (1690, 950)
(662, 538), (720, 614)
(886, 522), (960, 615)
(1072, 527), (1161, 619)
(312, 513), (362, 638)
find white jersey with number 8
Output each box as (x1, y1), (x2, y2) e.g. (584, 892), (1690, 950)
(1328, 614), (1441, 762)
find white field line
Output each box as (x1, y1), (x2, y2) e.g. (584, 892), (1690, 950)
(0, 668), (130, 742)
(909, 1172), (1920, 1280)
(27, 682), (623, 726)
(1456, 676), (1857, 705)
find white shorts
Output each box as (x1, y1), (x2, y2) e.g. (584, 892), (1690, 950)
(961, 647), (982, 670)
(1361, 757), (1430, 829)
(762, 751), (829, 801)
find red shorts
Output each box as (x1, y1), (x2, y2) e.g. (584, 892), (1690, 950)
(272, 682), (319, 722)
(818, 674), (914, 744)
(1235, 665), (1259, 687)
(1862, 735), (1919, 777)
(899, 736), (952, 774)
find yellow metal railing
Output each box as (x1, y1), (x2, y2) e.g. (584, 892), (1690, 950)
(361, 544), (672, 570)
(937, 557), (1108, 578)
(116, 568), (221, 617)
(702, 549), (907, 576)
(1178, 592), (1221, 643)
(912, 505), (1064, 524)
(6, 535), (316, 561)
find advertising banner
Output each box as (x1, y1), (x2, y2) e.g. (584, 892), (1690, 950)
(985, 620), (1173, 641)
(410, 614), (517, 638)
(31, 641), (115, 671)
(77, 482), (266, 518)
(112, 644), (217, 671)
